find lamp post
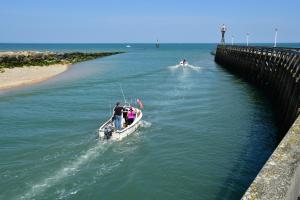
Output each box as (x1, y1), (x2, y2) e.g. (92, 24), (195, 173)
(274, 28), (278, 47)
(231, 35), (234, 45)
(246, 33), (249, 46)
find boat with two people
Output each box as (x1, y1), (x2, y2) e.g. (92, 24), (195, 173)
(99, 99), (143, 141)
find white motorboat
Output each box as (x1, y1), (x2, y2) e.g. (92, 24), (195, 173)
(99, 103), (143, 141)
(126, 45), (131, 48)
(179, 60), (188, 67)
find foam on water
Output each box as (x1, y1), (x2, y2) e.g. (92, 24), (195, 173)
(19, 142), (110, 200)
(168, 64), (202, 71)
(140, 120), (152, 128)
(55, 159), (123, 200)
(186, 64), (202, 71)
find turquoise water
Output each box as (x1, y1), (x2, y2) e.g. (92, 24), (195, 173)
(0, 44), (278, 200)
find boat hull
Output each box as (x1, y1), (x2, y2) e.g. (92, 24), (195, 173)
(98, 108), (142, 141)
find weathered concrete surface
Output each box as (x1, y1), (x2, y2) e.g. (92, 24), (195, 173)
(241, 115), (300, 200)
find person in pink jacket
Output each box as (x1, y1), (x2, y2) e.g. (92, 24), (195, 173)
(127, 107), (136, 125)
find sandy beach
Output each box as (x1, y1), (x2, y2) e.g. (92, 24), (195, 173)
(0, 64), (69, 90)
(0, 50), (121, 91)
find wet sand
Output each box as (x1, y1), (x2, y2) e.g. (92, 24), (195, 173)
(0, 64), (69, 90)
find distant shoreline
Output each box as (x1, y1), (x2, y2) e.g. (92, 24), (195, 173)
(0, 51), (122, 90)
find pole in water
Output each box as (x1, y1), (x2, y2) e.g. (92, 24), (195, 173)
(231, 35), (234, 45)
(156, 39), (160, 48)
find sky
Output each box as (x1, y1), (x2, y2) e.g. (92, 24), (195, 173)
(0, 0), (299, 43)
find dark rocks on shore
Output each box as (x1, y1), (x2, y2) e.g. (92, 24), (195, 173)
(0, 51), (123, 69)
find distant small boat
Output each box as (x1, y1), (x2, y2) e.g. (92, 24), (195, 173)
(126, 45), (131, 48)
(179, 60), (188, 67)
(99, 103), (143, 141)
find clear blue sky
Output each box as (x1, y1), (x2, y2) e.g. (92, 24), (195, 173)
(1, 0), (299, 43)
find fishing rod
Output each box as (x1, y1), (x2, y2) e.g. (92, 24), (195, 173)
(109, 103), (112, 116)
(119, 84), (127, 104)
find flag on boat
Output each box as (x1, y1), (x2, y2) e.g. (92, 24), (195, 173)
(137, 98), (144, 109)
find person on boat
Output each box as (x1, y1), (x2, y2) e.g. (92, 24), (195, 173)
(127, 106), (136, 125)
(114, 102), (124, 130)
(123, 107), (129, 126)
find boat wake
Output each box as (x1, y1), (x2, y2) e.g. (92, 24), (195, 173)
(140, 120), (152, 128)
(56, 157), (123, 199)
(19, 142), (111, 200)
(187, 64), (202, 71)
(168, 64), (202, 72)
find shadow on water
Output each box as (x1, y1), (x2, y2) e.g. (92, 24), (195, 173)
(214, 135), (276, 199)
(213, 100), (278, 199)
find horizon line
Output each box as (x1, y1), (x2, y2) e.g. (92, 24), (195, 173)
(1, 42), (300, 44)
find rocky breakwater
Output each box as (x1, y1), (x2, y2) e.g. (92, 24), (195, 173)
(0, 51), (123, 71)
(0, 51), (123, 90)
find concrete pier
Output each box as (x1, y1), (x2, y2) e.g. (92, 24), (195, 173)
(215, 45), (300, 200)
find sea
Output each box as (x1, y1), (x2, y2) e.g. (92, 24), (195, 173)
(1, 43), (291, 199)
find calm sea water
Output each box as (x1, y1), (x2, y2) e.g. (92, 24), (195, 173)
(0, 44), (279, 200)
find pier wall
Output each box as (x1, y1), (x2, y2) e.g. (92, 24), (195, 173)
(215, 45), (300, 199)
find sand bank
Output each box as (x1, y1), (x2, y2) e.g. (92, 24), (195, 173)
(0, 64), (69, 90)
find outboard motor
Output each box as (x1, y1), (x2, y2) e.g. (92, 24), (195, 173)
(104, 125), (113, 139)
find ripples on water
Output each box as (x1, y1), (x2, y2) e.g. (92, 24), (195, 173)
(0, 44), (278, 200)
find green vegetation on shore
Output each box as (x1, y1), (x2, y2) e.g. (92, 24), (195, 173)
(0, 51), (123, 72)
